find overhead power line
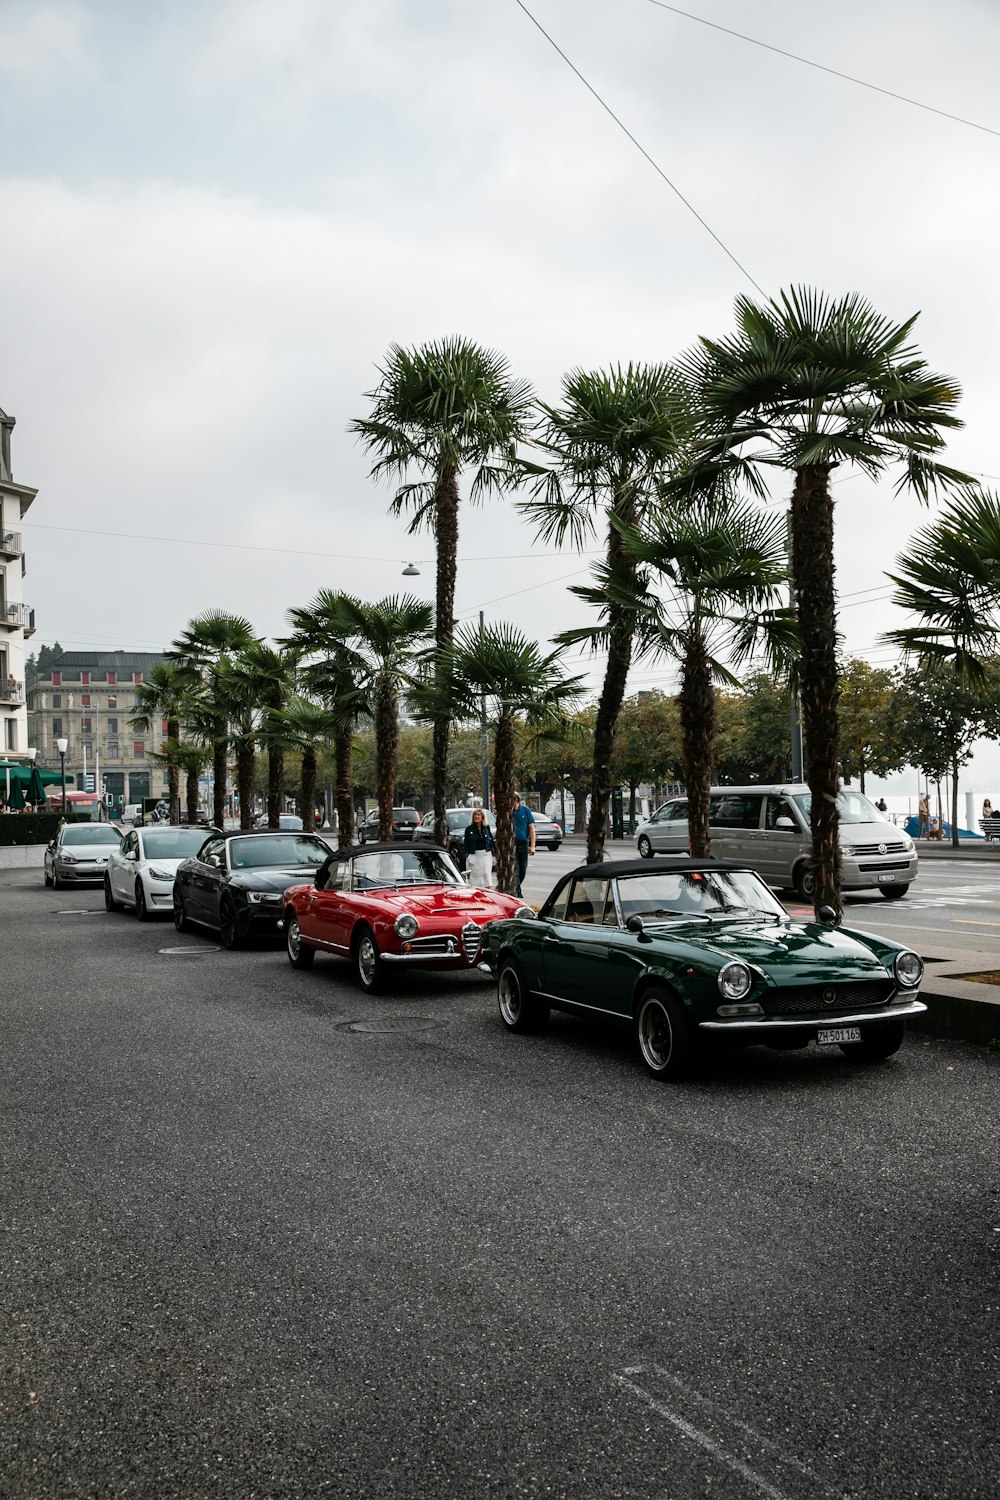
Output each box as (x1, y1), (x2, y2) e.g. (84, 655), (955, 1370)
(647, 1), (1000, 141)
(511, 0), (765, 294)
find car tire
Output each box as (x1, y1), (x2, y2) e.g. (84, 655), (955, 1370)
(286, 915), (315, 969)
(53, 874), (64, 891)
(134, 880), (150, 921)
(353, 924), (384, 993)
(794, 863), (815, 902)
(44, 866), (53, 888)
(497, 957), (549, 1033)
(839, 1018), (906, 1062)
(219, 897), (245, 951)
(879, 884), (909, 901)
(172, 889), (190, 932)
(637, 834), (653, 859)
(635, 986), (699, 1081)
(104, 876), (121, 912)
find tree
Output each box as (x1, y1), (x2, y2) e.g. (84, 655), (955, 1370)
(425, 624), (584, 893)
(719, 672), (792, 783)
(351, 338), (534, 850)
(838, 659), (906, 792)
(893, 665), (993, 841)
(676, 286), (968, 914)
(279, 698), (336, 832)
(234, 642), (298, 828)
(167, 612), (256, 828)
(521, 363), (691, 864)
(130, 661), (200, 824)
(612, 692), (683, 825)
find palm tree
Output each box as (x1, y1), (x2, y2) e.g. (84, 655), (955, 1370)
(130, 661), (200, 824)
(519, 363), (692, 865)
(427, 623), (584, 893)
(175, 742), (209, 826)
(351, 337), (535, 850)
(278, 697), (338, 832)
(334, 594), (433, 840)
(167, 611), (256, 828)
(674, 287), (969, 915)
(233, 642), (298, 828)
(606, 498), (793, 857)
(883, 490), (1000, 846)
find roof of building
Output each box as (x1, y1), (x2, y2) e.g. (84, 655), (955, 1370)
(35, 651), (164, 679)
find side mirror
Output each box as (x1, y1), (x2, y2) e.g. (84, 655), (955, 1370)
(818, 905), (838, 925)
(775, 816), (796, 831)
(126, 850), (137, 862)
(48, 841), (56, 852)
(626, 914), (645, 933)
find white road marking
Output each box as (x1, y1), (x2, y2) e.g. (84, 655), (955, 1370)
(616, 1365), (849, 1500)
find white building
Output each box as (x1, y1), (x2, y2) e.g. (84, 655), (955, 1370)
(0, 404), (37, 760)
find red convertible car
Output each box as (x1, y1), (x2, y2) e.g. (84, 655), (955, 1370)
(282, 842), (532, 992)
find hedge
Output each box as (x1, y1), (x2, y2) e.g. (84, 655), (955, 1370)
(0, 812), (96, 848)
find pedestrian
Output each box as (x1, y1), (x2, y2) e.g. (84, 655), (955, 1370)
(464, 807), (496, 888)
(875, 796), (888, 814)
(512, 792), (535, 897)
(917, 793), (930, 839)
(982, 797), (993, 821)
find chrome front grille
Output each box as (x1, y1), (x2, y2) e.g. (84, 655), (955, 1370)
(763, 980), (894, 1017)
(461, 921), (482, 963)
(852, 842), (908, 856)
(408, 935), (458, 955)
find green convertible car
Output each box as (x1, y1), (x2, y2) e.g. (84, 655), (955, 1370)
(479, 858), (927, 1080)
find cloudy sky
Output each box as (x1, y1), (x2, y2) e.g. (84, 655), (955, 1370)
(3, 0), (1000, 799)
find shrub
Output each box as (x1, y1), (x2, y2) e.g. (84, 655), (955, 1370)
(0, 812), (95, 848)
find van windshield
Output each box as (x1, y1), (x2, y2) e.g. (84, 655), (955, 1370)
(791, 790), (884, 826)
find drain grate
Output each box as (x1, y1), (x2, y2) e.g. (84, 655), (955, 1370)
(158, 946), (220, 956)
(346, 1016), (443, 1034)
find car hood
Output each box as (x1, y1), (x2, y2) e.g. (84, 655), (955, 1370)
(140, 856), (188, 875)
(646, 918), (897, 981)
(59, 843), (119, 858)
(354, 884), (521, 919)
(229, 868), (324, 893)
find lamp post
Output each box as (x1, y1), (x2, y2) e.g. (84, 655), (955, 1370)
(27, 747), (36, 811)
(56, 736), (68, 813)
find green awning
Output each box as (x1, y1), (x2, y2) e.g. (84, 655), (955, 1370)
(0, 762), (75, 788)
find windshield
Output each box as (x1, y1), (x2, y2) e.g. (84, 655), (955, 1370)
(351, 848), (464, 889)
(142, 828), (214, 859)
(229, 835), (328, 869)
(61, 825), (122, 846)
(791, 790), (884, 826)
(615, 868), (786, 922)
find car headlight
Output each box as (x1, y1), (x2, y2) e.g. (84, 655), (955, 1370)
(247, 891), (281, 904)
(901, 836), (914, 851)
(514, 905), (534, 920)
(893, 950), (923, 987)
(717, 961), (752, 1001)
(147, 866), (173, 881)
(60, 853), (77, 864)
(841, 844), (855, 856)
(394, 913), (419, 939)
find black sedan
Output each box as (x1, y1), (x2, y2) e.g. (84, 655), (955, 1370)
(172, 829), (330, 949)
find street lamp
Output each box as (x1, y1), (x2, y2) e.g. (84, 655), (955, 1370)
(56, 736), (68, 814)
(402, 562), (421, 576)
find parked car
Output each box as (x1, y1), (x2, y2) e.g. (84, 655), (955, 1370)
(412, 807), (497, 869)
(283, 841), (531, 992)
(172, 829), (331, 949)
(633, 784), (918, 900)
(105, 824), (222, 920)
(253, 814), (304, 831)
(122, 803), (143, 827)
(481, 857), (926, 1080)
(532, 813), (563, 851)
(44, 823), (123, 888)
(357, 807), (421, 843)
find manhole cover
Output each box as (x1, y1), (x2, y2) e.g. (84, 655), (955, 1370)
(158, 946), (220, 955)
(346, 1017), (443, 1034)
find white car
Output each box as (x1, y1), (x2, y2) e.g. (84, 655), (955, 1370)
(104, 824), (221, 920)
(44, 822), (124, 888)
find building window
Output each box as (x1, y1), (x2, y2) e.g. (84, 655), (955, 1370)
(107, 695), (117, 709)
(107, 671), (116, 686)
(81, 694), (91, 708)
(4, 718), (16, 751)
(52, 717), (62, 736)
(81, 671), (90, 686)
(161, 719), (169, 736)
(82, 741), (92, 757)
(82, 718), (92, 733)
(52, 694), (61, 709)
(107, 741), (119, 759)
(133, 740), (145, 758)
(107, 718), (118, 734)
(133, 673), (142, 684)
(52, 671), (61, 687)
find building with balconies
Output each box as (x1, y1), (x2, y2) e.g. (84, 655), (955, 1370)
(27, 651), (170, 810)
(0, 404), (36, 760)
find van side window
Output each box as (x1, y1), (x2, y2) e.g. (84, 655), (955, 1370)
(711, 795), (763, 830)
(765, 796), (799, 832)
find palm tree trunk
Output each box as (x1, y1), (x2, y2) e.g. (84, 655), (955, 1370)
(432, 463), (460, 848)
(951, 752), (960, 848)
(167, 716), (181, 825)
(267, 744), (284, 828)
(790, 465), (841, 916)
(301, 745), (317, 833)
(334, 731), (354, 845)
(374, 676), (398, 841)
(186, 763), (200, 825)
(571, 779), (588, 833)
(212, 723), (227, 830)
(493, 711), (517, 894)
(679, 627), (714, 858)
(586, 602), (633, 864)
(236, 737), (255, 830)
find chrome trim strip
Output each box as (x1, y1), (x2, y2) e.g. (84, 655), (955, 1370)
(534, 991), (623, 1018)
(699, 999), (926, 1031)
(381, 952), (469, 965)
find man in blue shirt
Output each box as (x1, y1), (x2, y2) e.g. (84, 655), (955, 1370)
(512, 793), (535, 897)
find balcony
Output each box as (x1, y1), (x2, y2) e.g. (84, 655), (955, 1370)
(0, 603), (34, 634)
(0, 531), (22, 558)
(0, 678), (24, 704)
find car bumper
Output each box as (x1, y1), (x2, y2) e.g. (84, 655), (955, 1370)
(145, 879), (176, 910)
(841, 857), (918, 890)
(699, 997), (927, 1031)
(55, 863), (111, 881)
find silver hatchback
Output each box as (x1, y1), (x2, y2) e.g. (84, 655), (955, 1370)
(44, 822), (124, 888)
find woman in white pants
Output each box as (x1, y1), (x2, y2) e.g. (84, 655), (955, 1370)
(463, 807), (496, 888)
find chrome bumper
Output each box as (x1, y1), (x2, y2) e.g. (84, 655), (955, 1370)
(699, 998), (927, 1031)
(381, 951), (475, 966)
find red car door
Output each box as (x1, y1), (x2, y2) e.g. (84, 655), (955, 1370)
(302, 858), (355, 953)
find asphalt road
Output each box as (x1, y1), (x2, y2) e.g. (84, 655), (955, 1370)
(1, 869), (998, 1500)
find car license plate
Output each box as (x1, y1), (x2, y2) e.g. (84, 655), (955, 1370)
(878, 873), (901, 883)
(818, 1026), (861, 1045)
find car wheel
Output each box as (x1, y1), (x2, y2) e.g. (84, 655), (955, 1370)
(353, 924), (384, 993)
(44, 866), (53, 888)
(172, 889), (190, 932)
(53, 873), (64, 891)
(104, 876), (121, 912)
(794, 863), (815, 901)
(637, 834), (653, 859)
(839, 1018), (906, 1062)
(134, 880), (150, 921)
(879, 884), (909, 901)
(497, 957), (549, 1033)
(635, 986), (698, 1080)
(219, 897), (244, 950)
(286, 915), (315, 969)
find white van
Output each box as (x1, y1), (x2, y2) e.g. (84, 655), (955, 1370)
(633, 784), (918, 900)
